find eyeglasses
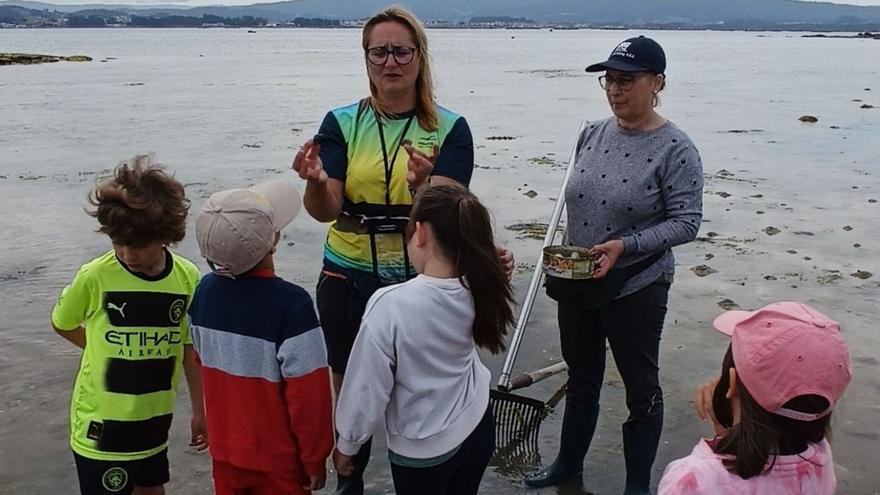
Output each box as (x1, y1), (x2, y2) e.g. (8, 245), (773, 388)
(598, 73), (651, 91)
(366, 45), (417, 66)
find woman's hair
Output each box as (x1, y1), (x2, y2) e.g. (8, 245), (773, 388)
(408, 185), (514, 354)
(362, 5), (438, 131)
(87, 154), (189, 246)
(711, 345), (832, 479)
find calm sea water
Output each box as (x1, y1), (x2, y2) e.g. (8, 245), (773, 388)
(1, 28), (879, 494)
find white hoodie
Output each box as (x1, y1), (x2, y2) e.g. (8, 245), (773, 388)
(335, 275), (491, 458)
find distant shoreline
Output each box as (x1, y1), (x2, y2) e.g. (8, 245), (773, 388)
(2, 25), (880, 34)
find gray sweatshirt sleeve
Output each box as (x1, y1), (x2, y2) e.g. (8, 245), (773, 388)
(621, 144), (703, 255)
(334, 304), (396, 456)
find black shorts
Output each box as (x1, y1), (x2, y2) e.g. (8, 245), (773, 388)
(73, 448), (169, 495)
(316, 270), (389, 374)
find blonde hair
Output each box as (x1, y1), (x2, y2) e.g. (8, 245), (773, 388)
(362, 5), (438, 131)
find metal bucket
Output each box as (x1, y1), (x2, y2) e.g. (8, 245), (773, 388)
(542, 245), (594, 280)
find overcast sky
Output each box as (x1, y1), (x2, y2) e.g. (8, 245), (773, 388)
(28, 0), (880, 6)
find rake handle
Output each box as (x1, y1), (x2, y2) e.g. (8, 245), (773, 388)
(497, 120), (587, 391)
(508, 361), (569, 391)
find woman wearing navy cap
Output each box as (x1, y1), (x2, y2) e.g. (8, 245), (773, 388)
(525, 36), (704, 494)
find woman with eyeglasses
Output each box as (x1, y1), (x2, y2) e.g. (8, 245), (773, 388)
(525, 36), (704, 494)
(291, 6), (512, 494)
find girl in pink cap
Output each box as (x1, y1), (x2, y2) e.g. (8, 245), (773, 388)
(659, 301), (852, 495)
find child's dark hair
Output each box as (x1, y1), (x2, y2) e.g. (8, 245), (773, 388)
(408, 185), (514, 354)
(87, 155), (189, 246)
(711, 345), (831, 479)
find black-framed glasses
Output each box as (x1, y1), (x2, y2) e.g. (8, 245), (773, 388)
(366, 45), (417, 66)
(598, 73), (651, 91)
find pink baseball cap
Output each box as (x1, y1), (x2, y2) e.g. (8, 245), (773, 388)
(713, 301), (852, 422)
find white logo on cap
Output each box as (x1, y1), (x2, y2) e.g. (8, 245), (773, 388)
(612, 42), (631, 56)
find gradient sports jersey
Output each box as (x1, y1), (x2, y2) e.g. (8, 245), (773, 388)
(52, 249), (200, 461)
(318, 100), (473, 282)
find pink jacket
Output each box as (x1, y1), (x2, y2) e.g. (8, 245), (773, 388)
(659, 438), (836, 495)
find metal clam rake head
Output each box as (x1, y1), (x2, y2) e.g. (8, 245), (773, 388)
(489, 121), (587, 467)
(490, 365), (567, 470)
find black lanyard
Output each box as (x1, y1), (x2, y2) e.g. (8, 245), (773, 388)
(376, 113), (415, 205)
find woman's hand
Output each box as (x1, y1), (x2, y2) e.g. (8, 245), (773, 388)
(402, 142), (438, 188)
(293, 138), (328, 185)
(333, 448), (354, 477)
(589, 239), (625, 279)
(496, 246), (515, 280)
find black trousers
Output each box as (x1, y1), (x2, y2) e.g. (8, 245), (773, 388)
(558, 280), (669, 491)
(390, 407), (495, 495)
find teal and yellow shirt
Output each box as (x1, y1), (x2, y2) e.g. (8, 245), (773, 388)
(52, 249), (200, 461)
(318, 100), (473, 282)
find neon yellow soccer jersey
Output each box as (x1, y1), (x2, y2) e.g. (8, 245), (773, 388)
(52, 249), (200, 461)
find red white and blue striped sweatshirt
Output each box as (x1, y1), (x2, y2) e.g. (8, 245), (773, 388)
(188, 269), (333, 477)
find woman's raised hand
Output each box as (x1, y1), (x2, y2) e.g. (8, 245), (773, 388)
(292, 138), (328, 185)
(402, 142), (439, 188)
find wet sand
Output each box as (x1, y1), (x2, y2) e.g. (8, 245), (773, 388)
(2, 28), (879, 494)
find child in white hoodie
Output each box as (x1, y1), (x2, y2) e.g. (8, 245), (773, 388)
(332, 185), (515, 495)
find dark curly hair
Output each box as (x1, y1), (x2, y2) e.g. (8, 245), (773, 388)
(87, 155), (189, 246)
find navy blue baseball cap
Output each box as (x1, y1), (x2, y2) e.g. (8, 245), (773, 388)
(585, 36), (666, 75)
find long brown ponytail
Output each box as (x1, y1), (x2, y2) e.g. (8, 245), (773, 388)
(409, 185), (514, 354)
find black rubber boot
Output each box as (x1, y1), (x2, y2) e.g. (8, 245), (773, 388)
(335, 437), (372, 495)
(524, 405), (599, 488)
(622, 423), (662, 495)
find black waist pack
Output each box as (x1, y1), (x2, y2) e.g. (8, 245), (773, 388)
(545, 250), (666, 310)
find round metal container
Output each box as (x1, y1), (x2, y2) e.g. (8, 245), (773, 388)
(542, 245), (594, 280)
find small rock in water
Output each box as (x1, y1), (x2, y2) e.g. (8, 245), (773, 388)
(691, 265), (717, 277)
(486, 136), (515, 140)
(798, 115), (818, 123)
(830, 125), (840, 129)
(706, 231), (719, 238)
(763, 226), (781, 236)
(854, 243), (861, 248)
(843, 225), (853, 231)
(763, 275), (778, 281)
(787, 249), (798, 254)
(716, 191), (731, 198)
(718, 298), (739, 310)
(793, 231), (815, 236)
(804, 256), (812, 261)
(851, 270), (873, 280)
(860, 104), (875, 109)
(704, 253), (714, 260)
(869, 199), (877, 203)
(750, 194), (764, 198)
(756, 210), (765, 215)
(523, 190), (538, 198)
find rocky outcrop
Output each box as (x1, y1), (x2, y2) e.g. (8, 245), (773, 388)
(0, 53), (92, 66)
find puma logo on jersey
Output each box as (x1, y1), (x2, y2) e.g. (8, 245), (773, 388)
(107, 302), (127, 318)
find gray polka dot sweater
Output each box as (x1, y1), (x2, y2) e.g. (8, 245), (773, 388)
(564, 118), (703, 297)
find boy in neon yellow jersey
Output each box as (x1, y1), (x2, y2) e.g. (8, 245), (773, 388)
(52, 156), (206, 495)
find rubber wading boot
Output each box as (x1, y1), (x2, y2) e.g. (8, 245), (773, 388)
(524, 405), (599, 488)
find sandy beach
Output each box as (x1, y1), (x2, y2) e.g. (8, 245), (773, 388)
(1, 28), (879, 493)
